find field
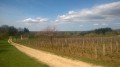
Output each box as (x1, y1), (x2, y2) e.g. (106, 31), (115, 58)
(0, 39), (49, 67)
(14, 36), (120, 67)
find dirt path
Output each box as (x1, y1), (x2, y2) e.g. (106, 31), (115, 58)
(8, 39), (103, 67)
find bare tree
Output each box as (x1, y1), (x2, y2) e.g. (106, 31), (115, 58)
(42, 26), (57, 36)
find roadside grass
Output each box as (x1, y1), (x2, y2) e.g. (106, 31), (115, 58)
(0, 39), (49, 67)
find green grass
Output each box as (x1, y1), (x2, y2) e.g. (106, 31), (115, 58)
(0, 39), (49, 67)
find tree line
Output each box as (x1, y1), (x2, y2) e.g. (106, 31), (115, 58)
(61, 27), (120, 37)
(32, 27), (120, 38)
(0, 25), (29, 40)
(83, 27), (120, 37)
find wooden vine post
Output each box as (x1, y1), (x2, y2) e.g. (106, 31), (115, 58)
(21, 35), (23, 40)
(110, 37), (113, 54)
(82, 38), (85, 56)
(103, 43), (106, 56)
(95, 40), (98, 59)
(116, 41), (119, 53)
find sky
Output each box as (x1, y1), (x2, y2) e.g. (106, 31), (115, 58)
(0, 0), (120, 31)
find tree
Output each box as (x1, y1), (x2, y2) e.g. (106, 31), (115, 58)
(42, 26), (57, 36)
(0, 25), (30, 40)
(0, 25), (9, 39)
(0, 25), (18, 39)
(94, 28), (112, 34)
(17, 28), (29, 35)
(24, 28), (29, 33)
(8, 26), (18, 36)
(17, 28), (24, 35)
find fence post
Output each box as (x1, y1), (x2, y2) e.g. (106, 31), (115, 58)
(110, 38), (113, 54)
(103, 43), (106, 56)
(94, 39), (98, 59)
(82, 38), (85, 56)
(95, 45), (97, 58)
(116, 42), (119, 53)
(21, 35), (23, 40)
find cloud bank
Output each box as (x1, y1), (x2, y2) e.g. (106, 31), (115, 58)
(55, 1), (120, 23)
(21, 1), (120, 27)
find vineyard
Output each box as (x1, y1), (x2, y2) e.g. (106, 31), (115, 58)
(14, 36), (120, 66)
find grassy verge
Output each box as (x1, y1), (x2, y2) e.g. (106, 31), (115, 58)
(0, 39), (49, 67)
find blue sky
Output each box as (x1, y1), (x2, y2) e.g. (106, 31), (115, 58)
(0, 0), (120, 31)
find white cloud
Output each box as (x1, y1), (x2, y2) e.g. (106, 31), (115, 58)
(21, 17), (48, 24)
(55, 1), (120, 23)
(68, 11), (76, 14)
(93, 23), (99, 26)
(115, 23), (120, 25)
(101, 23), (108, 26)
(79, 25), (83, 27)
